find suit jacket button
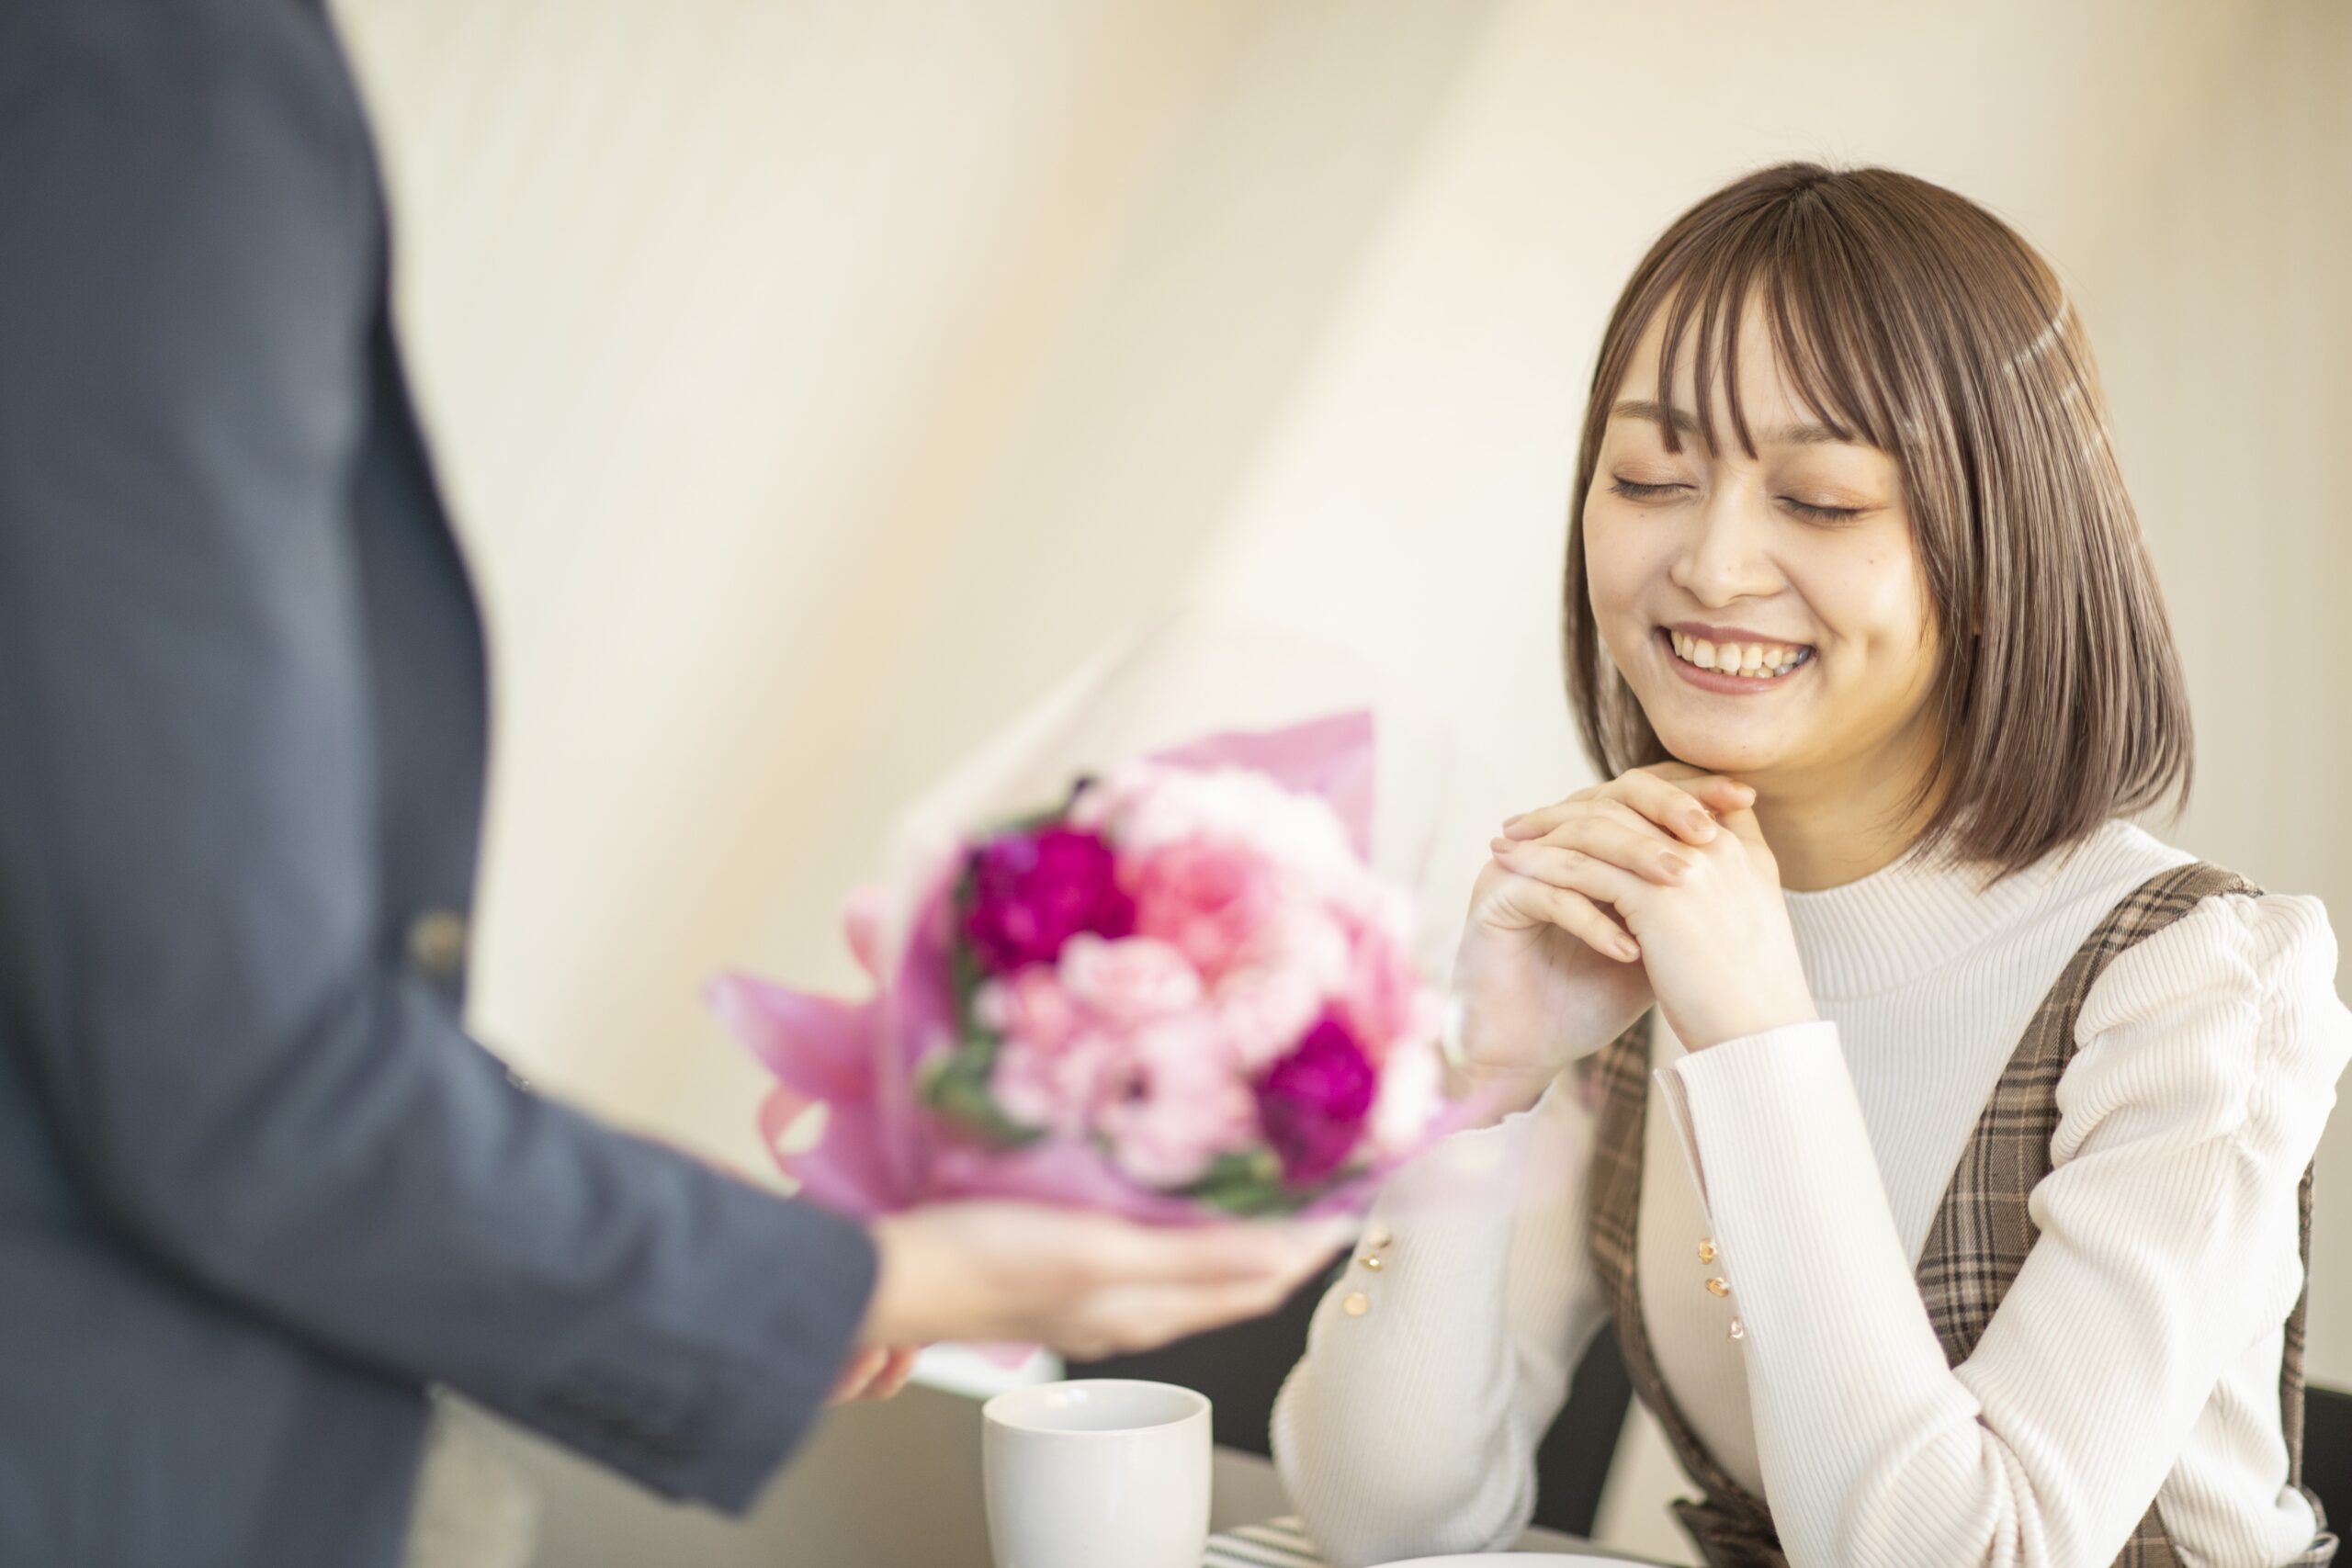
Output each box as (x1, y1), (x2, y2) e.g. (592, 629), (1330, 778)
(406, 909), (469, 982)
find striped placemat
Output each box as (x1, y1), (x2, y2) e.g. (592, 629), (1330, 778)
(1204, 1516), (1326, 1567)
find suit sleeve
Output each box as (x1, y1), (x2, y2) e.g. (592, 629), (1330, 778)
(0, 19), (875, 1512)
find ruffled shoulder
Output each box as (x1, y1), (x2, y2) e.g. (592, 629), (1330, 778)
(2059, 890), (2348, 1168)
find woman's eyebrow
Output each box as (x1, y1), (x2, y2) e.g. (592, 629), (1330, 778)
(1610, 399), (1855, 448)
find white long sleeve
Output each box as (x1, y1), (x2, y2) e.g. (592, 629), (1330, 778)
(1272, 1070), (1611, 1567)
(1659, 891), (2349, 1567)
(1272, 820), (2351, 1568)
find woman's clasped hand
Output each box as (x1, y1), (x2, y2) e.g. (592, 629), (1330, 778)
(1458, 761), (1819, 1094)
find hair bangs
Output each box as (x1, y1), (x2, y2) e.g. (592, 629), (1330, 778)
(1643, 200), (1908, 467)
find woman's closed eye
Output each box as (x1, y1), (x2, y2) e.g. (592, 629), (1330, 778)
(1778, 494), (1870, 524)
(1610, 477), (1690, 503)
(1607, 471), (1881, 523)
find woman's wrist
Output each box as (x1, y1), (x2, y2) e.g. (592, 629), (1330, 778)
(1439, 1054), (1556, 1113)
(1438, 999), (1560, 1111)
(1674, 998), (1822, 1054)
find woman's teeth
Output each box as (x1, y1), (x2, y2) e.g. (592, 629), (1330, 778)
(1668, 630), (1812, 678)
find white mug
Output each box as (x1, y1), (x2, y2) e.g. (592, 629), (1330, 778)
(981, 1379), (1212, 1568)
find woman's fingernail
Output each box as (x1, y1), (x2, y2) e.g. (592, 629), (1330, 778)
(1688, 817), (1718, 840)
(1489, 837), (1511, 856)
(1614, 938), (1641, 961)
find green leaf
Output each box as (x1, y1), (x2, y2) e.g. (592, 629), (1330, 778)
(1182, 1149), (1302, 1216)
(916, 1045), (1040, 1149)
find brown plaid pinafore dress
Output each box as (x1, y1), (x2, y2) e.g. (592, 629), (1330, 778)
(1584, 863), (2337, 1567)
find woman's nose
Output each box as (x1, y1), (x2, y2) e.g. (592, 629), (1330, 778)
(1667, 487), (1782, 606)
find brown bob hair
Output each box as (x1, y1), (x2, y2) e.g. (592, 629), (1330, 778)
(1561, 163), (2191, 876)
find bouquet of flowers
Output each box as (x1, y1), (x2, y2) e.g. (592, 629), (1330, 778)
(711, 700), (1487, 1224)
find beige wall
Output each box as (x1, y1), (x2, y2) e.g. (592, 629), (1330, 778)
(335, 2), (2350, 1558)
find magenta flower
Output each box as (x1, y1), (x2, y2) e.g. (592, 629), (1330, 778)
(962, 827), (1136, 975)
(1254, 1013), (1376, 1186)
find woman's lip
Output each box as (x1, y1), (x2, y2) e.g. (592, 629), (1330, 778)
(1656, 627), (1808, 694)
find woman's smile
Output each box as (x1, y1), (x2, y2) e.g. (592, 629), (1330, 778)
(1658, 623), (1815, 693)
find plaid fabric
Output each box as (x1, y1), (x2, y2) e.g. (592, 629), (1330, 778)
(1586, 1017), (1786, 1567)
(1203, 1517), (1324, 1567)
(1583, 863), (2336, 1567)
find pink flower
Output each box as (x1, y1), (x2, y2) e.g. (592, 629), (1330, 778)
(1235, 903), (1351, 993)
(1214, 966), (1324, 1072)
(1334, 921), (1422, 1055)
(1096, 1014), (1258, 1188)
(1130, 837), (1282, 981)
(1057, 934), (1204, 1028)
(962, 827), (1135, 975)
(993, 1032), (1112, 1142)
(1254, 1012), (1377, 1185)
(974, 967), (1083, 1053)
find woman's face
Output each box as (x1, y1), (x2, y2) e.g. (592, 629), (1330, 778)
(1582, 303), (1942, 799)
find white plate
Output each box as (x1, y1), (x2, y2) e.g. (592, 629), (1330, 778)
(1372, 1556), (1637, 1567)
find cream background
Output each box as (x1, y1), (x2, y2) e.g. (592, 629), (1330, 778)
(331, 3), (2351, 1560)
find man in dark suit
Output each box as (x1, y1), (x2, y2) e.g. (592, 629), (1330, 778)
(0, 3), (1343, 1563)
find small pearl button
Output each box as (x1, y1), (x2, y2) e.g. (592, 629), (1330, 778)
(1697, 1238), (1718, 1265)
(1342, 1292), (1372, 1317)
(1358, 1254), (1383, 1271)
(1728, 1316), (1747, 1342)
(1365, 1227), (1394, 1250)
(1705, 1277), (1731, 1298)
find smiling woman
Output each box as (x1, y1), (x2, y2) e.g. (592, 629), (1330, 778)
(1272, 163), (2350, 1568)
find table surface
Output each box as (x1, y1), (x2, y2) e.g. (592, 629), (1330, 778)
(1207, 1513), (1668, 1565)
(445, 1383), (1669, 1566)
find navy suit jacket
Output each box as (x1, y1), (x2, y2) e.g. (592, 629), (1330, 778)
(0, 3), (878, 1562)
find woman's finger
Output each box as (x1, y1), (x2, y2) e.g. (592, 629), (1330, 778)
(1504, 769), (1751, 844)
(1504, 807), (1692, 885)
(1491, 840), (1655, 919)
(1494, 786), (1590, 843)
(1710, 801), (1774, 852)
(1608, 768), (1753, 842)
(1499, 797), (1606, 843)
(1484, 868), (1642, 961)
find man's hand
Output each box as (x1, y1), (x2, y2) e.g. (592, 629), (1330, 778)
(861, 1202), (1356, 1361)
(827, 1344), (922, 1405)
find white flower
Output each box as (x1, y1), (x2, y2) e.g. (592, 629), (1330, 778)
(1077, 762), (1362, 885)
(1368, 1035), (1443, 1156)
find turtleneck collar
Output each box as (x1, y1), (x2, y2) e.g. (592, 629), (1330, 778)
(1781, 834), (2075, 1000)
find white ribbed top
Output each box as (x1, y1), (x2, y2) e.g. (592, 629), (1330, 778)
(1272, 821), (2352, 1568)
